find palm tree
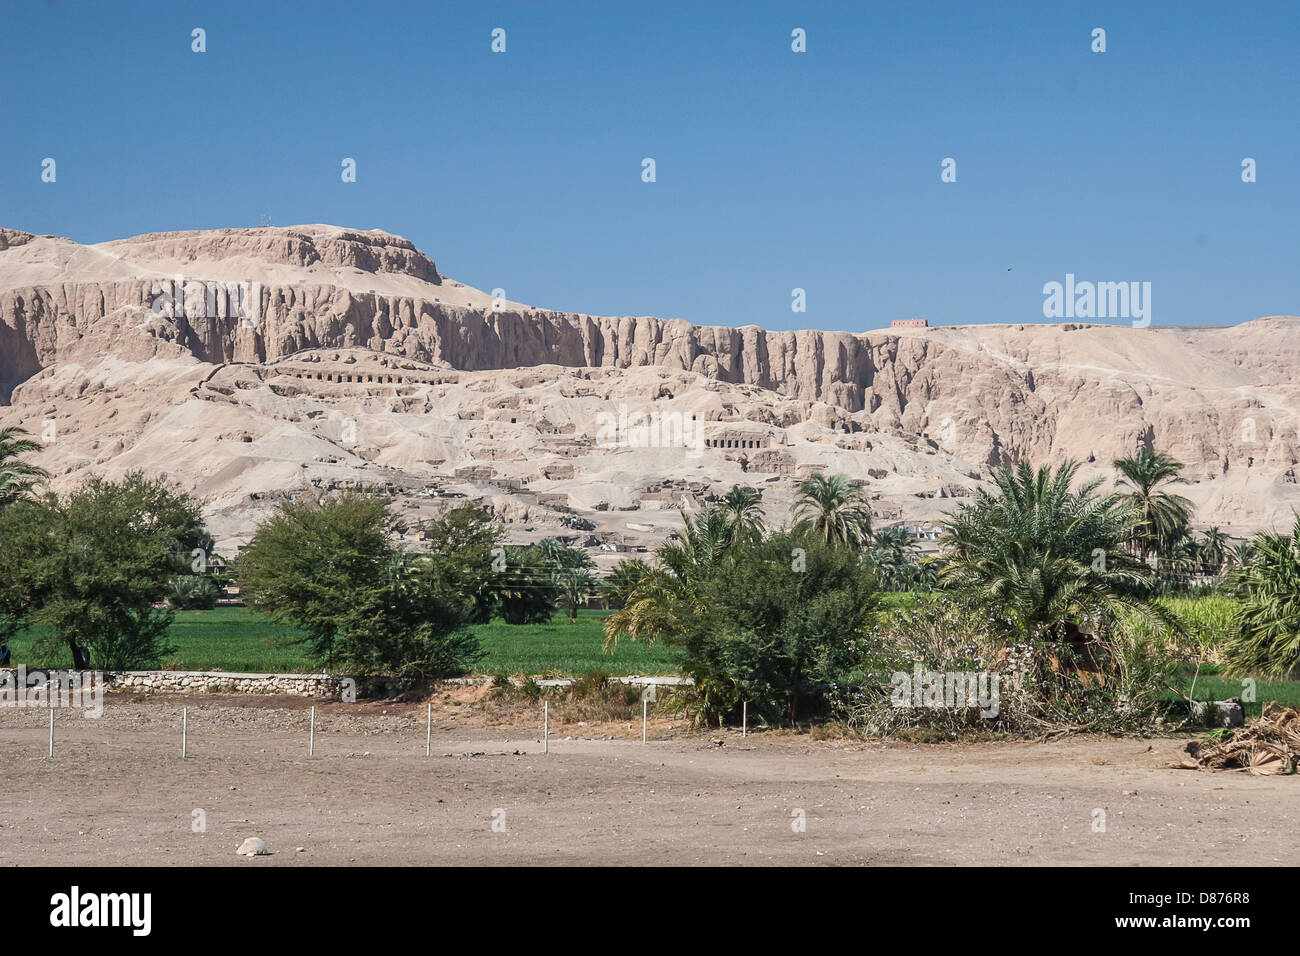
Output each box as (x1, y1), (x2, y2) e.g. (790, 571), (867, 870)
(537, 537), (592, 570)
(556, 568), (598, 622)
(1224, 515), (1300, 678)
(603, 507), (731, 650)
(792, 473), (872, 549)
(674, 505), (736, 571)
(599, 558), (653, 609)
(0, 426), (48, 506)
(1200, 527), (1229, 575)
(1112, 448), (1193, 563)
(721, 486), (765, 543)
(1227, 540), (1257, 570)
(1165, 533), (1198, 570)
(939, 460), (1163, 636)
(867, 526), (920, 589)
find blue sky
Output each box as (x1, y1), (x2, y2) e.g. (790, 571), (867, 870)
(1, 0), (1296, 331)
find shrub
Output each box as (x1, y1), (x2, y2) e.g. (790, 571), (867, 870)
(168, 576), (219, 610)
(1223, 516), (1300, 679)
(834, 596), (1178, 737)
(609, 528), (880, 726)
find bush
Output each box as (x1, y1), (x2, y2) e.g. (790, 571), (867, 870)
(1223, 516), (1300, 679)
(834, 596), (1178, 737)
(168, 576), (219, 610)
(614, 530), (880, 726)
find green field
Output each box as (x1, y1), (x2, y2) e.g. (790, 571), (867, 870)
(1168, 664), (1300, 719)
(10, 594), (1300, 708)
(8, 606), (680, 676)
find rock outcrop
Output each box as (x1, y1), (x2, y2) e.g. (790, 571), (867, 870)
(1, 224), (1297, 547)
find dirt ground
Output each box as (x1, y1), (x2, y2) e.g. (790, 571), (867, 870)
(3, 689), (1297, 866)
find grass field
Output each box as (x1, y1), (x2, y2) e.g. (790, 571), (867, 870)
(10, 594), (1300, 707)
(9, 607), (680, 676)
(1168, 663), (1300, 719)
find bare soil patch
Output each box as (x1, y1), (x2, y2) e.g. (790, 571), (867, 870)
(2, 692), (1296, 866)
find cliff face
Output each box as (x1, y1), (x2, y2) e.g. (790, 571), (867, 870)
(1, 224), (1298, 534)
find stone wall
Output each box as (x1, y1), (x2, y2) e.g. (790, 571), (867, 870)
(108, 671), (356, 698)
(0, 668), (407, 700)
(2, 668), (693, 701)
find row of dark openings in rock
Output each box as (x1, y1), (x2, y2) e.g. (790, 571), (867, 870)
(287, 371), (436, 385)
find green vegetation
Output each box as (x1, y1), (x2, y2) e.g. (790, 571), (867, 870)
(474, 612), (674, 674)
(792, 473), (873, 548)
(938, 460), (1163, 632)
(1113, 448), (1194, 563)
(1168, 664), (1300, 720)
(2, 472), (205, 669)
(1223, 514), (1300, 678)
(238, 492), (485, 678)
(10, 607), (675, 675)
(0, 426), (48, 506)
(607, 513), (879, 725)
(3, 426), (1299, 732)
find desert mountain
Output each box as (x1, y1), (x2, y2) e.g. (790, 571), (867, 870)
(2, 224), (1298, 557)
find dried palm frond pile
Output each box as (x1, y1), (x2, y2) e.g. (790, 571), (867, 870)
(1177, 704), (1300, 775)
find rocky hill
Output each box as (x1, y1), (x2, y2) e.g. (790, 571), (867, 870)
(2, 224), (1297, 554)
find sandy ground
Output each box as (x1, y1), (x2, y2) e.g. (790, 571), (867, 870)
(2, 692), (1298, 866)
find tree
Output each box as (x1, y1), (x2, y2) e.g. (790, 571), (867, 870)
(1227, 540), (1257, 570)
(536, 537), (592, 570)
(792, 473), (872, 549)
(1113, 448), (1193, 563)
(556, 568), (598, 622)
(492, 545), (559, 625)
(1224, 515), (1300, 679)
(698, 532), (879, 724)
(1200, 527), (1229, 575)
(721, 486), (765, 543)
(238, 490), (483, 677)
(168, 575), (219, 610)
(486, 537), (595, 625)
(1164, 534), (1202, 580)
(339, 546), (484, 679)
(604, 508), (730, 651)
(419, 504), (504, 624)
(599, 558), (652, 609)
(0, 498), (49, 656)
(239, 490), (396, 667)
(0, 426), (48, 507)
(867, 526), (921, 590)
(608, 528), (879, 725)
(675, 505), (736, 569)
(24, 473), (204, 669)
(939, 460), (1164, 637)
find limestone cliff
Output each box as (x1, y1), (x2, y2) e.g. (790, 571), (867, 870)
(1, 224), (1297, 542)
